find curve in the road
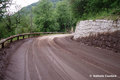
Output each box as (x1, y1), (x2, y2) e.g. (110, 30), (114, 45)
(5, 34), (120, 80)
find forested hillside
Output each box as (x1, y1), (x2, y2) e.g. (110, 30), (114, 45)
(0, 0), (120, 39)
(69, 0), (120, 20)
(20, 2), (38, 16)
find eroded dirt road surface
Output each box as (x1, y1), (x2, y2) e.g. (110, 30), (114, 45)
(5, 34), (120, 80)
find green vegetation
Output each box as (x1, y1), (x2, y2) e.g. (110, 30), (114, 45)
(0, 0), (13, 38)
(55, 0), (75, 32)
(69, 0), (120, 20)
(34, 0), (59, 32)
(0, 0), (120, 39)
(0, 0), (10, 21)
(33, 0), (75, 32)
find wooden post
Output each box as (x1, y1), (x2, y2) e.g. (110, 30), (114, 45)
(28, 35), (30, 38)
(23, 35), (25, 39)
(34, 34), (36, 37)
(17, 36), (19, 40)
(10, 38), (13, 43)
(2, 43), (4, 48)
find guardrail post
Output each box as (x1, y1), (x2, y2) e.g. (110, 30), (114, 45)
(28, 35), (29, 38)
(10, 38), (13, 43)
(33, 34), (34, 37)
(17, 36), (19, 40)
(2, 43), (4, 48)
(23, 35), (24, 39)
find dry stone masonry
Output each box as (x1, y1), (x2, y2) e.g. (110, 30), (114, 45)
(74, 19), (120, 40)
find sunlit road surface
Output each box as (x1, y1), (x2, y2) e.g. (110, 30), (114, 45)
(5, 34), (120, 80)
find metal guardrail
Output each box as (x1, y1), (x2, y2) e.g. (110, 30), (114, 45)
(0, 32), (66, 49)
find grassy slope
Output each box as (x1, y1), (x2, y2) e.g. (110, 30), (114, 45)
(78, 8), (120, 21)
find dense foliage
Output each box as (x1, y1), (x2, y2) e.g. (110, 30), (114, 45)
(55, 0), (75, 32)
(33, 0), (75, 32)
(34, 0), (59, 32)
(0, 0), (12, 38)
(69, 0), (120, 20)
(0, 0), (10, 21)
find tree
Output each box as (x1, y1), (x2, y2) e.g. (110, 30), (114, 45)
(34, 0), (59, 32)
(0, 0), (12, 21)
(0, 0), (13, 39)
(56, 0), (75, 32)
(69, 0), (88, 18)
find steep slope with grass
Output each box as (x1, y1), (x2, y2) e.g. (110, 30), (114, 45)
(69, 0), (120, 21)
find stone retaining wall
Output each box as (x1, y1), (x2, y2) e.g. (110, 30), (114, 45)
(74, 19), (120, 40)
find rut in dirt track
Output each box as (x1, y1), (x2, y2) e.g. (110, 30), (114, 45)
(4, 34), (120, 80)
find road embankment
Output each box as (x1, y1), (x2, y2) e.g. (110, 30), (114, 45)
(75, 30), (120, 53)
(73, 19), (120, 53)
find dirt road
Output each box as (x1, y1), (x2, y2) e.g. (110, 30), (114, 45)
(5, 34), (120, 80)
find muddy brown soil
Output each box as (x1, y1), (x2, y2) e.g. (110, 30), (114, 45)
(1, 34), (120, 80)
(76, 31), (120, 53)
(0, 39), (31, 80)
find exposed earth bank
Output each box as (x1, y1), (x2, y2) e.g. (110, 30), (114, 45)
(75, 30), (120, 53)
